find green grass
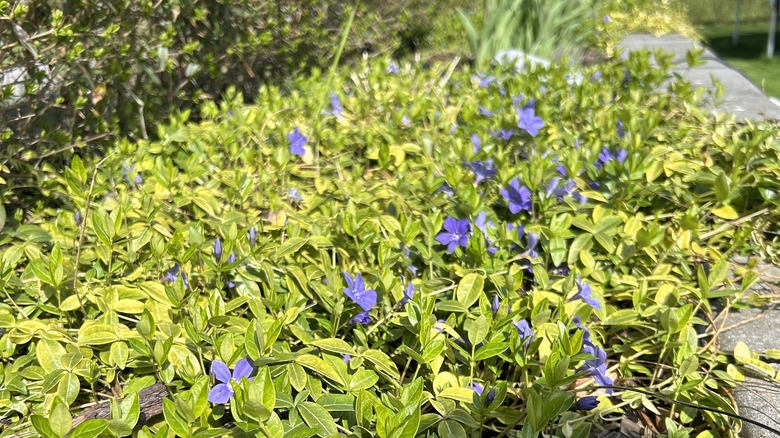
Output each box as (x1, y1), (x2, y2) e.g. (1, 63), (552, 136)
(699, 24), (780, 98)
(670, 0), (773, 26)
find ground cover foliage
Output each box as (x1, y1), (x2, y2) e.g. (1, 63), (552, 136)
(2, 48), (780, 438)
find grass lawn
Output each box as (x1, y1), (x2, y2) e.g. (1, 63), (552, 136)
(699, 24), (780, 99)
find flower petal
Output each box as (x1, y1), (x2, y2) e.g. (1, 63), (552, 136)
(210, 360), (231, 383)
(232, 358), (254, 381)
(208, 383), (233, 404)
(342, 271), (355, 290)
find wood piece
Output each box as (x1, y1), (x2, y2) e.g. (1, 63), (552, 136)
(70, 383), (169, 431)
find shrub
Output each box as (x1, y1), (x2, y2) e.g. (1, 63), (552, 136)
(2, 52), (780, 437)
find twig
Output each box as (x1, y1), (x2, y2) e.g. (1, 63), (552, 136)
(72, 153), (114, 318)
(700, 208), (770, 240)
(34, 132), (113, 162)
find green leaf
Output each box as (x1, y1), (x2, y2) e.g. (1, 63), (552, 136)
(256, 366), (276, 411)
(49, 397), (72, 438)
(0, 203), (5, 232)
(474, 342), (509, 361)
(31, 414), (58, 438)
(296, 354), (345, 386)
(467, 315), (488, 348)
(78, 324), (119, 345)
(288, 362), (308, 392)
(275, 237), (307, 258)
(298, 401), (338, 437)
(421, 340), (445, 363)
(349, 369), (379, 391)
(163, 398), (190, 438)
(711, 205), (739, 220)
(111, 341), (129, 369)
(362, 349), (400, 381)
(714, 171), (730, 203)
(391, 402), (420, 438)
(309, 338), (357, 356)
(57, 372), (80, 405)
(318, 394), (354, 412)
(456, 273), (484, 308)
(120, 392), (140, 428)
(37, 339), (65, 374)
(548, 237), (567, 267)
(69, 419), (109, 438)
(437, 420), (467, 438)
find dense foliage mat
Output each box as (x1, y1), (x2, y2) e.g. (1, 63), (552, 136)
(1, 50), (780, 437)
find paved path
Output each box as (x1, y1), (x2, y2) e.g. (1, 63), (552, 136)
(619, 34), (780, 438)
(620, 33), (780, 122)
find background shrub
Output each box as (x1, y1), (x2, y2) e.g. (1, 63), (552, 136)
(0, 0), (467, 209)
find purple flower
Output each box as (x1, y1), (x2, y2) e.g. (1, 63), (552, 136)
(469, 382), (485, 395)
(492, 128), (514, 140)
(514, 319), (533, 346)
(570, 276), (601, 310)
(616, 149), (627, 164)
(591, 71), (602, 82)
(485, 387), (497, 406)
(450, 124), (458, 134)
(437, 181), (455, 197)
(162, 263), (189, 289)
(475, 212), (498, 254)
(399, 277), (415, 306)
(596, 147), (612, 168)
(478, 106), (493, 117)
(343, 354), (352, 363)
(75, 211), (82, 226)
(473, 73), (497, 88)
(288, 128), (307, 157)
(343, 272), (377, 312)
(517, 106), (544, 137)
(546, 177), (562, 198)
(523, 233), (539, 259)
(208, 358), (254, 404)
(351, 311), (372, 325)
(617, 120), (625, 139)
(435, 217), (471, 254)
(227, 252), (236, 264)
(512, 95), (524, 109)
(573, 316), (592, 344)
(121, 162), (142, 187)
(581, 343), (613, 393)
(603, 15), (611, 23)
(500, 178), (532, 214)
(557, 164), (567, 176)
(249, 227), (257, 247)
(471, 134), (482, 153)
(491, 295), (500, 318)
(466, 160), (496, 185)
(572, 396), (600, 411)
(327, 92), (344, 120)
(552, 179), (587, 204)
(289, 188), (301, 202)
(400, 244), (418, 276)
(387, 62), (399, 74)
(214, 238), (222, 261)
(401, 115), (411, 126)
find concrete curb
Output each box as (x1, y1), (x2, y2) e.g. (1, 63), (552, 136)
(619, 33), (780, 122)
